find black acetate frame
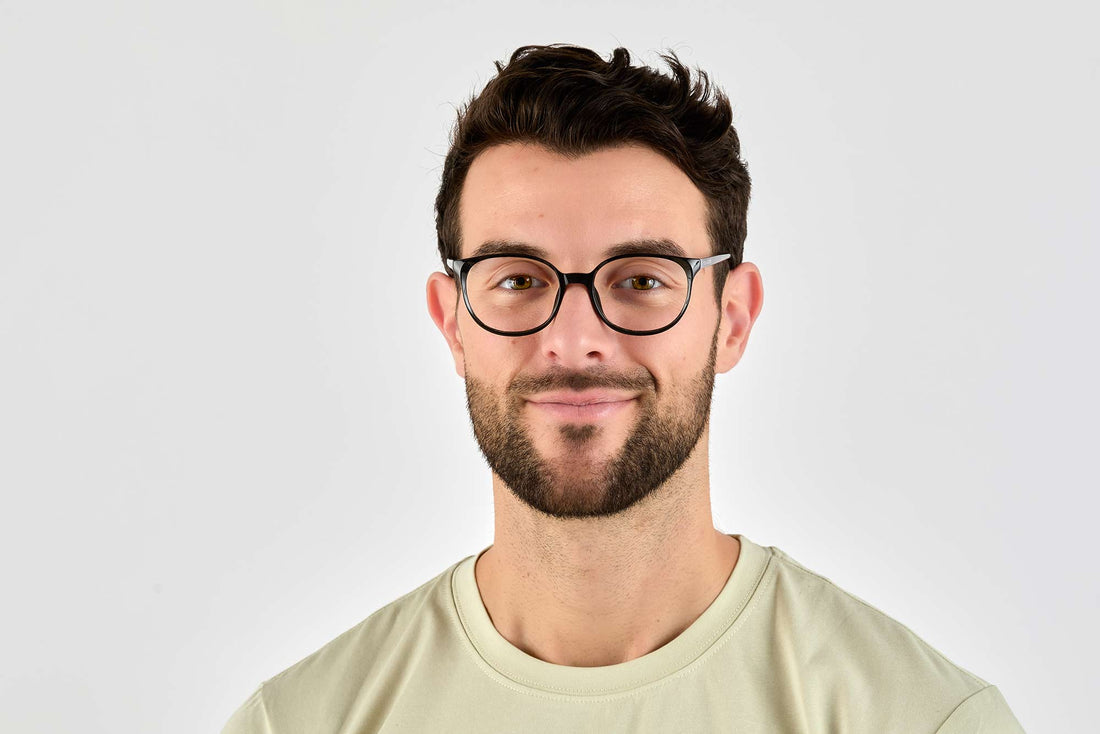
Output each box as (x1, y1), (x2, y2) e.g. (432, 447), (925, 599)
(445, 252), (731, 337)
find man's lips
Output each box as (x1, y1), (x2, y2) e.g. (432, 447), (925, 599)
(524, 391), (637, 421)
(526, 390), (637, 406)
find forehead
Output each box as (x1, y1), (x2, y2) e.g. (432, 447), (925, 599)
(458, 143), (710, 264)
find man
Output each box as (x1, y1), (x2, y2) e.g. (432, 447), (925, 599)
(223, 44), (1024, 732)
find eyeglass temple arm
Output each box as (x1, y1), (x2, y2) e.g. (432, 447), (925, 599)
(692, 253), (731, 273)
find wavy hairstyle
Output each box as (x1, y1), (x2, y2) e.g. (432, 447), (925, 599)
(435, 44), (751, 299)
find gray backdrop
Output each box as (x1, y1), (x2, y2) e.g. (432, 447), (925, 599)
(2, 1), (1095, 732)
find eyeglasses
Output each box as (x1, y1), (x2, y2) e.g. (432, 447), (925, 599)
(446, 252), (731, 336)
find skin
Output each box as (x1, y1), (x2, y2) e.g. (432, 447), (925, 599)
(426, 142), (764, 667)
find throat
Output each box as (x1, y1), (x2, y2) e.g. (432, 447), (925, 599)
(475, 529), (740, 667)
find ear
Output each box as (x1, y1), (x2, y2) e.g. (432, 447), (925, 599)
(715, 262), (764, 374)
(426, 271), (466, 378)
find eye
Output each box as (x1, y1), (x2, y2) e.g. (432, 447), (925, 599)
(498, 273), (550, 290)
(613, 275), (665, 291)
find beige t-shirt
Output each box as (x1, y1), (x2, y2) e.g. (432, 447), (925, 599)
(222, 536), (1024, 733)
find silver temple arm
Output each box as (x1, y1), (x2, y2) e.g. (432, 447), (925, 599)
(692, 253), (731, 273)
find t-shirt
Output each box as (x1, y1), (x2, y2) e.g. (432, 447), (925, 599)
(222, 535), (1025, 733)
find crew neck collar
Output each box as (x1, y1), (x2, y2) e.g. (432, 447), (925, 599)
(450, 534), (771, 697)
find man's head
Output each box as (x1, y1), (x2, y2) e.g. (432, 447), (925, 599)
(435, 45), (751, 302)
(427, 46), (762, 520)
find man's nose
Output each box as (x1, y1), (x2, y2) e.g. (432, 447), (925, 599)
(537, 283), (616, 367)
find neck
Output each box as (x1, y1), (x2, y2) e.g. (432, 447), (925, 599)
(474, 435), (740, 667)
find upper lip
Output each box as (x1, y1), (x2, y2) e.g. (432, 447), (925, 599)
(525, 390), (637, 406)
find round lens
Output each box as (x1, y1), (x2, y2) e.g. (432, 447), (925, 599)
(596, 256), (690, 332)
(465, 257), (559, 333)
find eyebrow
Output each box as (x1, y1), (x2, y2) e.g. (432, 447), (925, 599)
(468, 238), (689, 261)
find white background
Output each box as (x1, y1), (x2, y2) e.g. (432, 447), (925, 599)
(1, 1), (1096, 732)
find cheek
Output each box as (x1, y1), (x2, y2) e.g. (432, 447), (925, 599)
(460, 324), (536, 383)
(627, 327), (713, 393)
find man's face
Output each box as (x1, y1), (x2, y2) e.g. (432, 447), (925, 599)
(441, 143), (730, 519)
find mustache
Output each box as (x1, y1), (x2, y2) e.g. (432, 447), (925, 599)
(508, 368), (655, 395)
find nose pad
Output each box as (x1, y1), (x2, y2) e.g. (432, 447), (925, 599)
(552, 283), (605, 329)
(539, 283), (616, 365)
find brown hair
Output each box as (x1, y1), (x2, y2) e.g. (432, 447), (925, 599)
(435, 44), (751, 298)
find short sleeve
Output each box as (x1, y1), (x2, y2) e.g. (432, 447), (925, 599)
(221, 685), (275, 734)
(934, 686), (1026, 734)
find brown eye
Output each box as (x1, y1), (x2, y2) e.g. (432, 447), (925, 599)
(613, 275), (664, 291)
(499, 273), (548, 290)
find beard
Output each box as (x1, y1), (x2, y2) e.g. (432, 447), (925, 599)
(465, 332), (718, 519)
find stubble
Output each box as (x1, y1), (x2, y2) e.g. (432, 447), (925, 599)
(465, 333), (719, 519)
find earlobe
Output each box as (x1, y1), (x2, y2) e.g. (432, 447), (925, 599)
(426, 272), (466, 378)
(715, 262), (764, 374)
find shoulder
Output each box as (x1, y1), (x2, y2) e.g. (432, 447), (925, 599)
(766, 545), (987, 683)
(221, 556), (469, 734)
(751, 543), (1012, 731)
